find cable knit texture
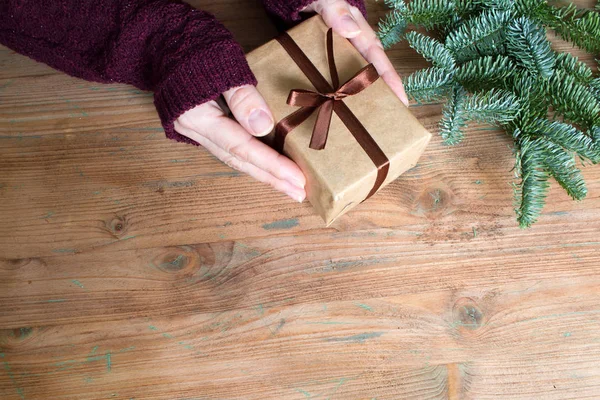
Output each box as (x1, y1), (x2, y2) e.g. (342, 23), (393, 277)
(0, 0), (366, 145)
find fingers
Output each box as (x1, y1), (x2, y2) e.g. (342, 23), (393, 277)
(187, 130), (306, 202)
(174, 103), (307, 202)
(223, 85), (275, 137)
(308, 0), (362, 39)
(347, 7), (409, 106)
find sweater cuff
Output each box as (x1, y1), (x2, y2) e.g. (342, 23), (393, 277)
(153, 40), (257, 146)
(265, 0), (367, 22)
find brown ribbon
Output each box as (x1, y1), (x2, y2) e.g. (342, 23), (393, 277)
(275, 28), (390, 200)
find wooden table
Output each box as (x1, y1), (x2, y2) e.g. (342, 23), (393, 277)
(2, 1), (600, 398)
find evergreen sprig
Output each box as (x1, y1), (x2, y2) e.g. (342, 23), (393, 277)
(514, 136), (550, 228)
(378, 0), (600, 227)
(455, 55), (515, 90)
(406, 31), (456, 70)
(404, 67), (454, 102)
(440, 84), (468, 144)
(445, 9), (511, 61)
(505, 17), (555, 78)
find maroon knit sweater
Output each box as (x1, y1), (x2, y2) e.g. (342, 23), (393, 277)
(0, 0), (366, 145)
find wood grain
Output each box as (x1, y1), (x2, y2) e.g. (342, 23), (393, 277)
(2, 0), (600, 399)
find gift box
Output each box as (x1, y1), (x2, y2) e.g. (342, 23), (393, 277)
(246, 16), (431, 225)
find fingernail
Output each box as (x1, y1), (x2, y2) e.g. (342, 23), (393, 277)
(340, 14), (361, 37)
(248, 109), (274, 136)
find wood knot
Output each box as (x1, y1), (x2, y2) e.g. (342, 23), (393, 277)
(0, 258), (39, 271)
(1, 327), (36, 348)
(12, 327), (33, 340)
(414, 186), (455, 219)
(105, 215), (128, 238)
(453, 297), (484, 331)
(149, 246), (204, 275)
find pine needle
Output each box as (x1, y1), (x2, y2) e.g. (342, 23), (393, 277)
(445, 9), (511, 62)
(405, 31), (456, 70)
(455, 55), (515, 90)
(463, 89), (521, 125)
(440, 85), (468, 145)
(514, 136), (550, 228)
(404, 68), (454, 103)
(506, 17), (555, 78)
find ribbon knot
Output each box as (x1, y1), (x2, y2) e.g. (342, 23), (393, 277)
(275, 29), (380, 151)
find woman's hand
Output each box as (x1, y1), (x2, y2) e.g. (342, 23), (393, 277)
(174, 85), (307, 202)
(302, 0), (409, 106)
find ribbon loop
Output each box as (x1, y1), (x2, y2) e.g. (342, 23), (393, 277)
(274, 25), (391, 202)
(276, 28), (379, 151)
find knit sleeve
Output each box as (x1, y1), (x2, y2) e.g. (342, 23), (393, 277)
(0, 0), (256, 145)
(260, 0), (367, 22)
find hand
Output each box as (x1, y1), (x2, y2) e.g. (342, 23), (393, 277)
(174, 85), (307, 202)
(302, 0), (409, 106)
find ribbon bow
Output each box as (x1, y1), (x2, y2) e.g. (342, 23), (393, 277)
(275, 29), (380, 151)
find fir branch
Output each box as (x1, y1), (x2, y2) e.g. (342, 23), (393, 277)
(506, 17), (555, 78)
(479, 0), (514, 11)
(508, 72), (547, 122)
(591, 126), (600, 143)
(382, 0), (406, 8)
(514, 136), (550, 229)
(405, 0), (457, 30)
(405, 31), (456, 70)
(463, 88), (521, 125)
(554, 53), (593, 85)
(545, 4), (600, 53)
(546, 70), (600, 129)
(404, 67), (454, 103)
(445, 9), (511, 62)
(539, 139), (587, 200)
(455, 55), (515, 90)
(514, 0), (553, 22)
(529, 118), (600, 163)
(377, 9), (407, 49)
(440, 85), (468, 145)
(589, 77), (600, 101)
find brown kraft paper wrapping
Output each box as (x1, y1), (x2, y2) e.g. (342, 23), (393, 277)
(246, 16), (432, 225)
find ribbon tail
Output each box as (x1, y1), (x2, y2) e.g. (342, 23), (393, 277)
(275, 106), (317, 153)
(309, 100), (335, 150)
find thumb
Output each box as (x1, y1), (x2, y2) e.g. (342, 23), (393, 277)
(223, 85), (275, 137)
(316, 1), (362, 39)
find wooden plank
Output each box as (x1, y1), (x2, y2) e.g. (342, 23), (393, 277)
(2, 104), (600, 258)
(2, 0), (600, 399)
(1, 260), (599, 398)
(2, 220), (600, 326)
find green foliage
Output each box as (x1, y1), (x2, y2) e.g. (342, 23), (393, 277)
(404, 67), (453, 102)
(589, 77), (600, 101)
(514, 136), (550, 228)
(406, 31), (456, 70)
(455, 55), (514, 90)
(528, 118), (600, 163)
(554, 53), (593, 84)
(445, 10), (510, 62)
(378, 0), (600, 227)
(546, 70), (600, 129)
(405, 0), (457, 29)
(539, 139), (587, 200)
(377, 9), (407, 49)
(505, 17), (555, 78)
(463, 88), (521, 125)
(440, 85), (468, 145)
(547, 5), (600, 53)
